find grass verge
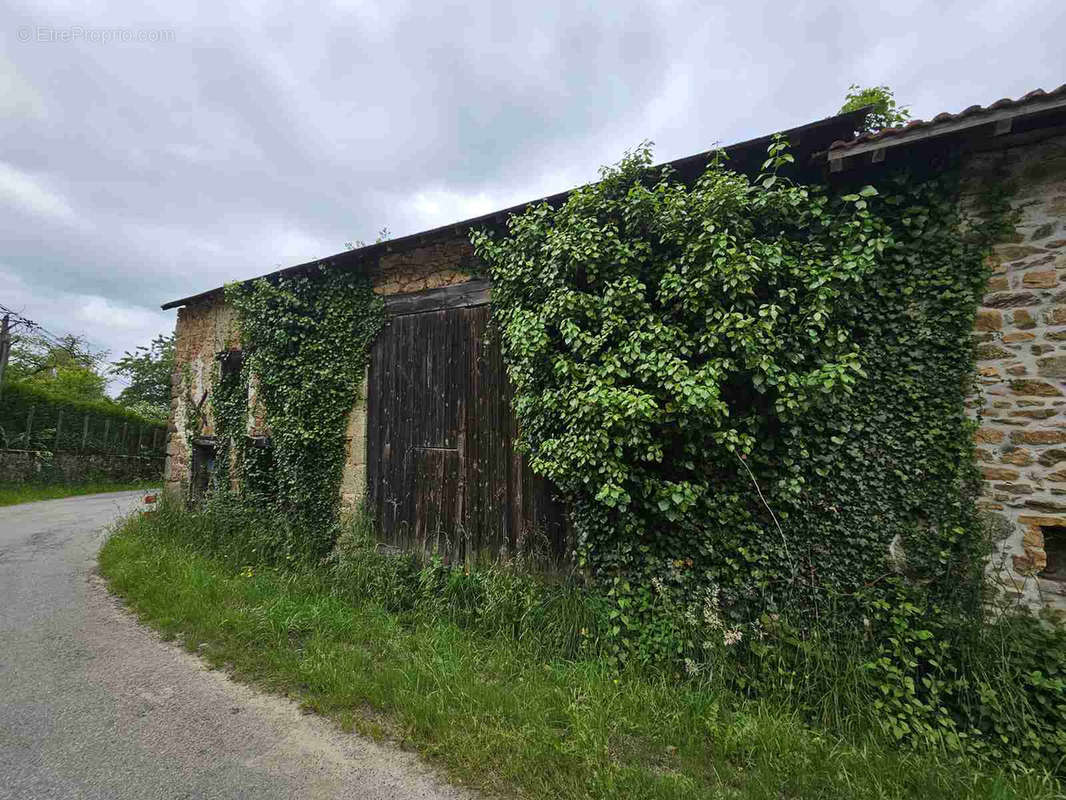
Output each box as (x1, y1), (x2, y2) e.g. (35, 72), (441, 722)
(0, 480), (158, 507)
(98, 514), (1063, 800)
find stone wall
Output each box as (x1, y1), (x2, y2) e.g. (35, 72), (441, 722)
(164, 298), (239, 500)
(339, 369), (369, 511)
(0, 448), (163, 484)
(369, 239), (477, 296)
(966, 133), (1066, 613)
(163, 239), (474, 506)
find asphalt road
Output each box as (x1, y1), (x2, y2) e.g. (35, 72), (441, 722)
(0, 492), (468, 800)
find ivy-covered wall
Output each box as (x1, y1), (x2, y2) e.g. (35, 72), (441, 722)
(163, 240), (474, 504)
(966, 133), (1066, 612)
(161, 131), (1066, 615)
(163, 300), (238, 498)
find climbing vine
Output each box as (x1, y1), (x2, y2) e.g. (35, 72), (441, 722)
(208, 353), (247, 498)
(209, 265), (384, 558)
(473, 141), (1005, 660)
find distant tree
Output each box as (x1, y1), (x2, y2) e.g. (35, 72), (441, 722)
(111, 333), (175, 419)
(5, 332), (109, 401)
(839, 84), (911, 133)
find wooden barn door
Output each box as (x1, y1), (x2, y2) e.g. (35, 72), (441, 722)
(366, 284), (566, 565)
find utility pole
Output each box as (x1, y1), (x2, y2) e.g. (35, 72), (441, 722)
(0, 314), (11, 401)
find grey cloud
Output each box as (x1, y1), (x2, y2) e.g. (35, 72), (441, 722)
(0, 0), (1064, 394)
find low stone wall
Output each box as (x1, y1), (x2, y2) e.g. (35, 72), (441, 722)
(0, 449), (164, 484)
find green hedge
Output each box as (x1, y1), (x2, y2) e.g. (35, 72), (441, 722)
(0, 382), (166, 455)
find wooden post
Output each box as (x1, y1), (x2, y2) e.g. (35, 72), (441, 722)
(120, 422), (127, 455)
(54, 408), (63, 453)
(0, 314), (10, 402)
(81, 414), (89, 451)
(136, 425), (143, 456)
(102, 419), (110, 452)
(25, 405), (35, 449)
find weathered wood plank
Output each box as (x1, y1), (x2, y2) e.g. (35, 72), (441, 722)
(367, 299), (566, 565)
(383, 280), (491, 317)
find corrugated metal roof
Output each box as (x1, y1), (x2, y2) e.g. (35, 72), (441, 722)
(829, 84), (1066, 152)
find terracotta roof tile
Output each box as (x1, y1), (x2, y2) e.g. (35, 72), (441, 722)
(829, 83), (1066, 152)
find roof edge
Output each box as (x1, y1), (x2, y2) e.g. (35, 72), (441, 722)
(828, 83), (1066, 159)
(161, 106), (870, 310)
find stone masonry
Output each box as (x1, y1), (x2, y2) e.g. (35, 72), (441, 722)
(0, 448), (163, 484)
(966, 134), (1066, 613)
(163, 240), (473, 505)
(163, 300), (238, 498)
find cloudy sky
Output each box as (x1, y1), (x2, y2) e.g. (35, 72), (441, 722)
(1, 0), (1064, 392)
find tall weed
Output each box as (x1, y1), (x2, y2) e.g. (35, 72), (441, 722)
(135, 499), (1065, 776)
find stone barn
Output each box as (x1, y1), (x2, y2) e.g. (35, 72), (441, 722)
(162, 86), (1066, 609)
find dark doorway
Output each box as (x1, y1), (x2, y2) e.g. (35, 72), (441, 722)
(190, 437), (216, 503)
(218, 349), (244, 381)
(1041, 526), (1066, 583)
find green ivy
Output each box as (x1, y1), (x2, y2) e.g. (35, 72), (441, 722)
(208, 354), (246, 498)
(472, 141), (999, 661)
(208, 265), (384, 559)
(469, 140), (1066, 769)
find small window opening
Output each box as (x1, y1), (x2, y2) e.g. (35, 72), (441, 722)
(190, 438), (216, 503)
(218, 349), (244, 382)
(1041, 526), (1066, 582)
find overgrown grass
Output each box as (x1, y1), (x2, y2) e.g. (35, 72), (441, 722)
(98, 506), (1063, 800)
(0, 480), (158, 507)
